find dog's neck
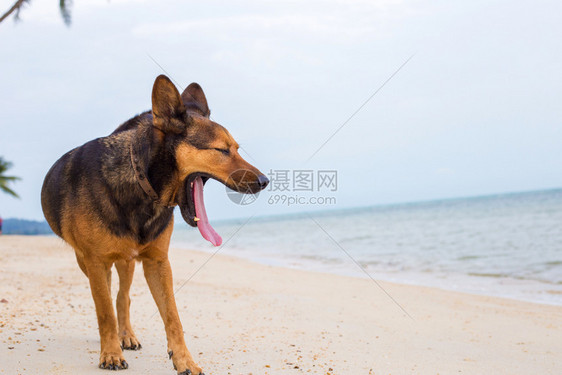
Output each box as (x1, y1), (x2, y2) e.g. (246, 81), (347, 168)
(130, 142), (160, 203)
(129, 135), (178, 208)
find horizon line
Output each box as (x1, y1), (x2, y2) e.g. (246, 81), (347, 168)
(2, 185), (561, 223)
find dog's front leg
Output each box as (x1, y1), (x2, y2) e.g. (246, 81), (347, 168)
(84, 258), (128, 370)
(143, 256), (203, 375)
(115, 260), (141, 350)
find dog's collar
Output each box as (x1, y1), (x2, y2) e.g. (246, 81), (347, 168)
(130, 143), (174, 207)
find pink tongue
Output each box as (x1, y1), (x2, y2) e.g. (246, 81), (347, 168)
(193, 177), (223, 246)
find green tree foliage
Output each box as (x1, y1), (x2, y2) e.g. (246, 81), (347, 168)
(0, 157), (21, 198)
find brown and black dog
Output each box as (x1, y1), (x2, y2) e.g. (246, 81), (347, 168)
(41, 75), (268, 374)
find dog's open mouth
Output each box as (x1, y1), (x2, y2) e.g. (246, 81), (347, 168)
(181, 173), (223, 247)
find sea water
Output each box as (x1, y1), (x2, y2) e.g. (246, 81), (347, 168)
(172, 189), (562, 305)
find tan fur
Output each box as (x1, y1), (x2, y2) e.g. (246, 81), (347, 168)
(41, 75), (268, 374)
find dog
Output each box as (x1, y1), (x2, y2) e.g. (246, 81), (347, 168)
(41, 75), (268, 374)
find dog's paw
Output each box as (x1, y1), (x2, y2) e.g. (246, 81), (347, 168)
(168, 349), (204, 375)
(119, 331), (141, 351)
(177, 369), (205, 375)
(99, 351), (128, 370)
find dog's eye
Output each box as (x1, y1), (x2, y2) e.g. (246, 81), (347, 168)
(214, 148), (230, 155)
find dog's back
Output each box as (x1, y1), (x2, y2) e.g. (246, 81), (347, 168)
(41, 114), (174, 245)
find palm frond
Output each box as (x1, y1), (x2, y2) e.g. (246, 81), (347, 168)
(0, 183), (19, 198)
(59, 0), (72, 26)
(0, 175), (21, 182)
(0, 156), (21, 198)
(0, 158), (13, 173)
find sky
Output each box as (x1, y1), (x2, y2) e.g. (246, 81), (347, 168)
(0, 0), (561, 222)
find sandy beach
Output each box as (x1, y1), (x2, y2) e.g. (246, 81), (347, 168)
(0, 235), (560, 375)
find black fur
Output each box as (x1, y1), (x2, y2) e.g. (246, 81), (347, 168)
(41, 75), (267, 247)
(41, 114), (178, 245)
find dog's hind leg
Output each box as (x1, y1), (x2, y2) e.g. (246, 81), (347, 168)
(115, 260), (141, 350)
(84, 257), (128, 370)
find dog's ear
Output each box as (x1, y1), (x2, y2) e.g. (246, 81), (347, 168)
(181, 83), (210, 117)
(152, 75), (187, 134)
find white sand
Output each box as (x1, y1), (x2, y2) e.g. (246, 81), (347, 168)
(1, 236), (560, 374)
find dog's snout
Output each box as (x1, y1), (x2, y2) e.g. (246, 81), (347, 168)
(257, 175), (269, 190)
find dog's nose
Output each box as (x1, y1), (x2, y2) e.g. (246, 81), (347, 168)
(257, 175), (269, 190)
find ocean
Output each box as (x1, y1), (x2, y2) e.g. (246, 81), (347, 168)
(171, 189), (562, 306)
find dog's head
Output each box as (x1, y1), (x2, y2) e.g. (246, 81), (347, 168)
(150, 75), (268, 245)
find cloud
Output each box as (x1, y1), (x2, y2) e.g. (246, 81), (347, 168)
(435, 167), (454, 176)
(130, 0), (412, 43)
(129, 1), (414, 79)
(133, 13), (375, 41)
